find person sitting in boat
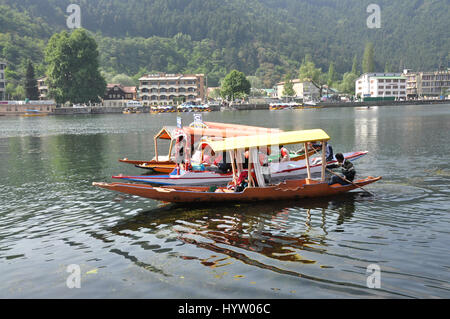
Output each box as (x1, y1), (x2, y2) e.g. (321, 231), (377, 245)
(175, 135), (186, 173)
(279, 145), (290, 162)
(326, 153), (355, 185)
(325, 142), (334, 162)
(235, 171), (249, 192)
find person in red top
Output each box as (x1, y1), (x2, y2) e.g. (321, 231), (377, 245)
(279, 145), (290, 162)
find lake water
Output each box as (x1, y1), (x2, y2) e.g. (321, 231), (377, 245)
(0, 104), (449, 298)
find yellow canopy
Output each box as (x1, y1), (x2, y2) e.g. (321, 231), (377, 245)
(207, 129), (330, 152)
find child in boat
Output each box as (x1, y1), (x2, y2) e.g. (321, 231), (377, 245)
(326, 153), (355, 185)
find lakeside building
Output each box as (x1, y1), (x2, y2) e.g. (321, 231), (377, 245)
(103, 84), (137, 107)
(0, 61), (6, 100)
(275, 79), (320, 101)
(276, 79), (320, 101)
(403, 69), (450, 99)
(355, 73), (407, 99)
(37, 77), (48, 100)
(139, 73), (205, 106)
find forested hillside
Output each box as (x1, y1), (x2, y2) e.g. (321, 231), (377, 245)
(1, 0), (449, 91)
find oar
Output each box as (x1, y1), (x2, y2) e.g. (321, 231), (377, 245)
(326, 167), (374, 196)
(308, 144), (375, 196)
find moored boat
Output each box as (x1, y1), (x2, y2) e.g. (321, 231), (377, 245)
(94, 129), (381, 204)
(113, 151), (367, 186)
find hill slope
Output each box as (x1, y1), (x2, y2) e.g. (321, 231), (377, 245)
(1, 0), (449, 88)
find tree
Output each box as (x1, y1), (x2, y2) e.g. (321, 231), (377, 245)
(220, 70), (251, 101)
(24, 61), (39, 100)
(282, 73), (295, 98)
(111, 73), (136, 86)
(299, 55), (324, 97)
(298, 54), (321, 84)
(362, 42), (375, 73)
(45, 29), (106, 104)
(339, 72), (358, 94)
(327, 62), (338, 87)
(352, 55), (359, 75)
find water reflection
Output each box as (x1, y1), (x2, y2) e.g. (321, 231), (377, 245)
(105, 194), (360, 270)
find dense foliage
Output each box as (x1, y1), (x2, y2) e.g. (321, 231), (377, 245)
(1, 0), (449, 96)
(45, 29), (106, 104)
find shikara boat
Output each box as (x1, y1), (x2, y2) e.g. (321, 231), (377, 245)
(119, 121), (283, 173)
(113, 151), (367, 186)
(22, 110), (49, 117)
(94, 129), (381, 203)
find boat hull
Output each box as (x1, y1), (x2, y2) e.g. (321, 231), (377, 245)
(114, 151), (368, 186)
(93, 176), (381, 204)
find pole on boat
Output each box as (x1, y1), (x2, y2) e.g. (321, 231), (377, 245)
(304, 142), (311, 180)
(168, 138), (174, 161)
(154, 135), (159, 162)
(247, 148), (255, 187)
(321, 140), (326, 181)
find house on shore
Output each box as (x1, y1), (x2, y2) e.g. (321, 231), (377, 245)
(275, 79), (320, 101)
(355, 73), (407, 100)
(103, 84), (138, 107)
(403, 69), (450, 99)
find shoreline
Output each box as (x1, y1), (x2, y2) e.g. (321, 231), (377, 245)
(0, 99), (449, 116)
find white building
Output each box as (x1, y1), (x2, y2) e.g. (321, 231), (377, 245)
(355, 73), (407, 99)
(0, 61), (6, 100)
(37, 77), (48, 100)
(275, 79), (320, 101)
(139, 73), (205, 106)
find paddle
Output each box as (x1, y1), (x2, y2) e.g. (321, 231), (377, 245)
(309, 144), (375, 196)
(325, 167), (374, 196)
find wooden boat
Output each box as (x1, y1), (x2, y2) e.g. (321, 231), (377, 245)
(113, 151), (367, 186)
(94, 129), (381, 203)
(22, 110), (49, 117)
(119, 121), (282, 173)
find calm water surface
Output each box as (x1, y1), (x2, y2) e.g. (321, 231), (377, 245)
(0, 104), (449, 298)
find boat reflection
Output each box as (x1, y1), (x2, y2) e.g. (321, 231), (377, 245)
(104, 193), (360, 271)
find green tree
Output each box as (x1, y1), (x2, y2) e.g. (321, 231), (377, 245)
(352, 55), (359, 75)
(362, 42), (375, 73)
(299, 55), (324, 97)
(220, 70), (251, 101)
(282, 73), (295, 97)
(45, 29), (106, 104)
(111, 73), (136, 86)
(298, 54), (322, 84)
(24, 60), (39, 100)
(327, 62), (338, 87)
(339, 72), (358, 94)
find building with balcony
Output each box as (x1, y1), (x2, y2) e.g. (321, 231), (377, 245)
(103, 84), (137, 107)
(139, 73), (205, 106)
(403, 69), (450, 99)
(0, 61), (6, 100)
(355, 73), (407, 99)
(275, 79), (320, 101)
(37, 77), (48, 100)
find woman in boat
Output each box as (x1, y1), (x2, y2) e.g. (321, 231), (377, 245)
(326, 153), (356, 185)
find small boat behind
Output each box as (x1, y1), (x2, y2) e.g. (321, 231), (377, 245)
(22, 110), (48, 117)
